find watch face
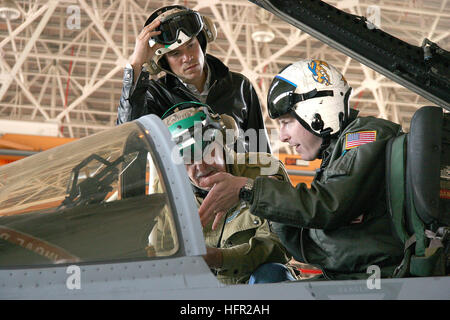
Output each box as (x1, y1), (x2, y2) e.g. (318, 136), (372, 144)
(239, 178), (254, 202)
(240, 188), (252, 202)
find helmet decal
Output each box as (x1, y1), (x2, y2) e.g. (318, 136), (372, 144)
(308, 60), (332, 86)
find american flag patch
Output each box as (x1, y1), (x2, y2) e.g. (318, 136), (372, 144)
(344, 131), (376, 150)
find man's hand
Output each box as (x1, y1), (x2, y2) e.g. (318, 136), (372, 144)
(198, 172), (248, 230)
(129, 19), (163, 79)
(202, 247), (223, 269)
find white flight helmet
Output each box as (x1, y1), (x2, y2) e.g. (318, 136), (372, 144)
(267, 59), (352, 137)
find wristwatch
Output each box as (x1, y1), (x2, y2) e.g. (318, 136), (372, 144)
(239, 178), (254, 203)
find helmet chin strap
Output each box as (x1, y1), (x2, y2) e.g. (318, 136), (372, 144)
(317, 111), (349, 159)
(316, 132), (331, 159)
(290, 110), (332, 160)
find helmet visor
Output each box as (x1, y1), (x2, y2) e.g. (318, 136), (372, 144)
(267, 75), (297, 119)
(153, 11), (203, 45)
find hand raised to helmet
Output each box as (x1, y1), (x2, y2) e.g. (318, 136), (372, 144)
(129, 19), (163, 70)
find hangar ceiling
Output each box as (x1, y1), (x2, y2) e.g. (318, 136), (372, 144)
(0, 0), (449, 153)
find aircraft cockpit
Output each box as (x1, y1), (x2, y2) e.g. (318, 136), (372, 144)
(0, 119), (184, 268)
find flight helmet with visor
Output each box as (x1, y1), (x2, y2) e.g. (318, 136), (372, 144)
(268, 59), (352, 138)
(144, 5), (217, 75)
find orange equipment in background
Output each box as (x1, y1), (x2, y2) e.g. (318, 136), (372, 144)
(0, 135), (320, 187)
(0, 134), (76, 166)
(277, 153), (321, 187)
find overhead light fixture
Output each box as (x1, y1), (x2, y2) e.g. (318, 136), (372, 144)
(0, 0), (20, 21)
(251, 24), (275, 43)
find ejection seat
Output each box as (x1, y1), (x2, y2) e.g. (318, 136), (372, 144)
(386, 106), (449, 277)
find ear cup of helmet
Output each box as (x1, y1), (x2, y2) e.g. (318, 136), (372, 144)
(202, 15), (217, 43)
(145, 60), (162, 75)
(311, 113), (324, 131)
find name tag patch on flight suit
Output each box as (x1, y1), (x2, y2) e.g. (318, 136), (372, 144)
(344, 131), (376, 150)
(226, 202), (247, 224)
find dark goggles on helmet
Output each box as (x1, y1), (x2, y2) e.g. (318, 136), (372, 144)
(152, 10), (203, 45)
(267, 75), (334, 119)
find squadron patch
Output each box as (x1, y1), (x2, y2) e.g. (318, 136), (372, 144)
(344, 131), (377, 150)
(308, 60), (331, 86)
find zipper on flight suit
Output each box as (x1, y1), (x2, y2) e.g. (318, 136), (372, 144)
(211, 208), (232, 276)
(299, 151), (331, 280)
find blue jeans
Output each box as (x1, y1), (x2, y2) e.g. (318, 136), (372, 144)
(248, 263), (296, 284)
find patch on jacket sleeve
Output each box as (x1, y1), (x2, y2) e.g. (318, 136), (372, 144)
(344, 131), (376, 150)
(226, 202), (247, 224)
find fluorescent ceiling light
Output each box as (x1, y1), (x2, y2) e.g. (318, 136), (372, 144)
(252, 24), (275, 43)
(0, 0), (20, 21)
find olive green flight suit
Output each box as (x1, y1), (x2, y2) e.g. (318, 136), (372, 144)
(148, 152), (291, 284)
(200, 152), (291, 284)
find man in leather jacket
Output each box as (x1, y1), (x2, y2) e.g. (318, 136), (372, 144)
(116, 5), (270, 153)
(197, 59), (405, 280)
